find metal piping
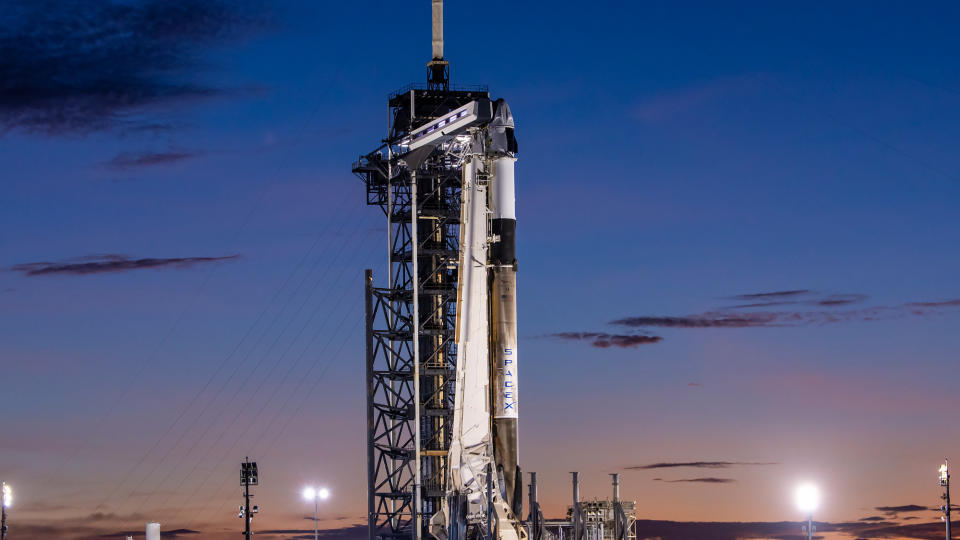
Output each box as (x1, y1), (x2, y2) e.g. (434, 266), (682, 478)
(572, 472), (580, 504)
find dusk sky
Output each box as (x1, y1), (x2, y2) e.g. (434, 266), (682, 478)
(2, 1), (959, 539)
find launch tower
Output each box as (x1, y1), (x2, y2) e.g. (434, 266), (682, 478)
(354, 5), (634, 540)
(354, 2), (511, 539)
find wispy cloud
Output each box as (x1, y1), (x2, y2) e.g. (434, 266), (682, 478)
(548, 332), (662, 348)
(104, 150), (200, 169)
(724, 300), (799, 309)
(906, 299), (960, 308)
(724, 291), (866, 309)
(627, 461), (777, 470)
(611, 313), (779, 328)
(612, 302), (959, 330)
(809, 293), (868, 307)
(729, 289), (814, 300)
(11, 254), (240, 276)
(653, 477), (736, 484)
(552, 288), (960, 351)
(875, 504), (930, 514)
(0, 0), (271, 134)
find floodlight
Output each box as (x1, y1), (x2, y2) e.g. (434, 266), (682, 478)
(303, 487), (316, 501)
(318, 487), (330, 500)
(2, 483), (11, 508)
(795, 483), (820, 514)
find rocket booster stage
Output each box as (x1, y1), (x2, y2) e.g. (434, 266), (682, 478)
(489, 103), (520, 515)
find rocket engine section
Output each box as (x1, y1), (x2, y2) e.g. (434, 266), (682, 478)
(421, 99), (523, 540)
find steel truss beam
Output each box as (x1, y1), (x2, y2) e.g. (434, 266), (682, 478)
(356, 92), (480, 539)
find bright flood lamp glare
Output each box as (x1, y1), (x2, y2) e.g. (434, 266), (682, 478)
(318, 487), (330, 500)
(2, 483), (10, 508)
(302, 487), (316, 501)
(795, 483), (820, 514)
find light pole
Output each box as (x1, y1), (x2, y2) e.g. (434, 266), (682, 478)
(1, 482), (12, 540)
(795, 483), (820, 540)
(940, 460), (951, 540)
(302, 486), (330, 540)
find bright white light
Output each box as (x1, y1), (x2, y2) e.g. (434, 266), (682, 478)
(302, 487), (316, 501)
(318, 487), (330, 500)
(795, 483), (820, 514)
(2, 484), (11, 508)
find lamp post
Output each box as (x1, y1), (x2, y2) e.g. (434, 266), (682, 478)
(1, 482), (11, 540)
(795, 483), (820, 540)
(302, 486), (330, 540)
(940, 460), (951, 540)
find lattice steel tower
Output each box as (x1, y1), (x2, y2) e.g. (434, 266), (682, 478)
(353, 3), (489, 539)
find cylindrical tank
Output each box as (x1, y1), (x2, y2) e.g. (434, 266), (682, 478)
(146, 522), (160, 540)
(491, 153), (519, 513)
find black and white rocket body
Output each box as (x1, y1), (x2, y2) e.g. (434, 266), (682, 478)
(410, 99), (523, 540)
(488, 102), (520, 518)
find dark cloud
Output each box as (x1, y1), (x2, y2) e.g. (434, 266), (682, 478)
(724, 300), (799, 309)
(549, 332), (662, 348)
(0, 0), (271, 134)
(810, 293), (868, 307)
(875, 504), (930, 513)
(654, 477), (736, 484)
(11, 254), (241, 276)
(566, 292), (960, 353)
(859, 516), (889, 522)
(907, 298), (960, 308)
(612, 299), (960, 330)
(611, 313), (779, 328)
(104, 150), (200, 169)
(729, 289), (814, 300)
(626, 461), (777, 470)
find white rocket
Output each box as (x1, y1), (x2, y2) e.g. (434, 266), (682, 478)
(412, 99), (522, 540)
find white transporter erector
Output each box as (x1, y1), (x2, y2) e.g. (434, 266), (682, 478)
(426, 99), (523, 540)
